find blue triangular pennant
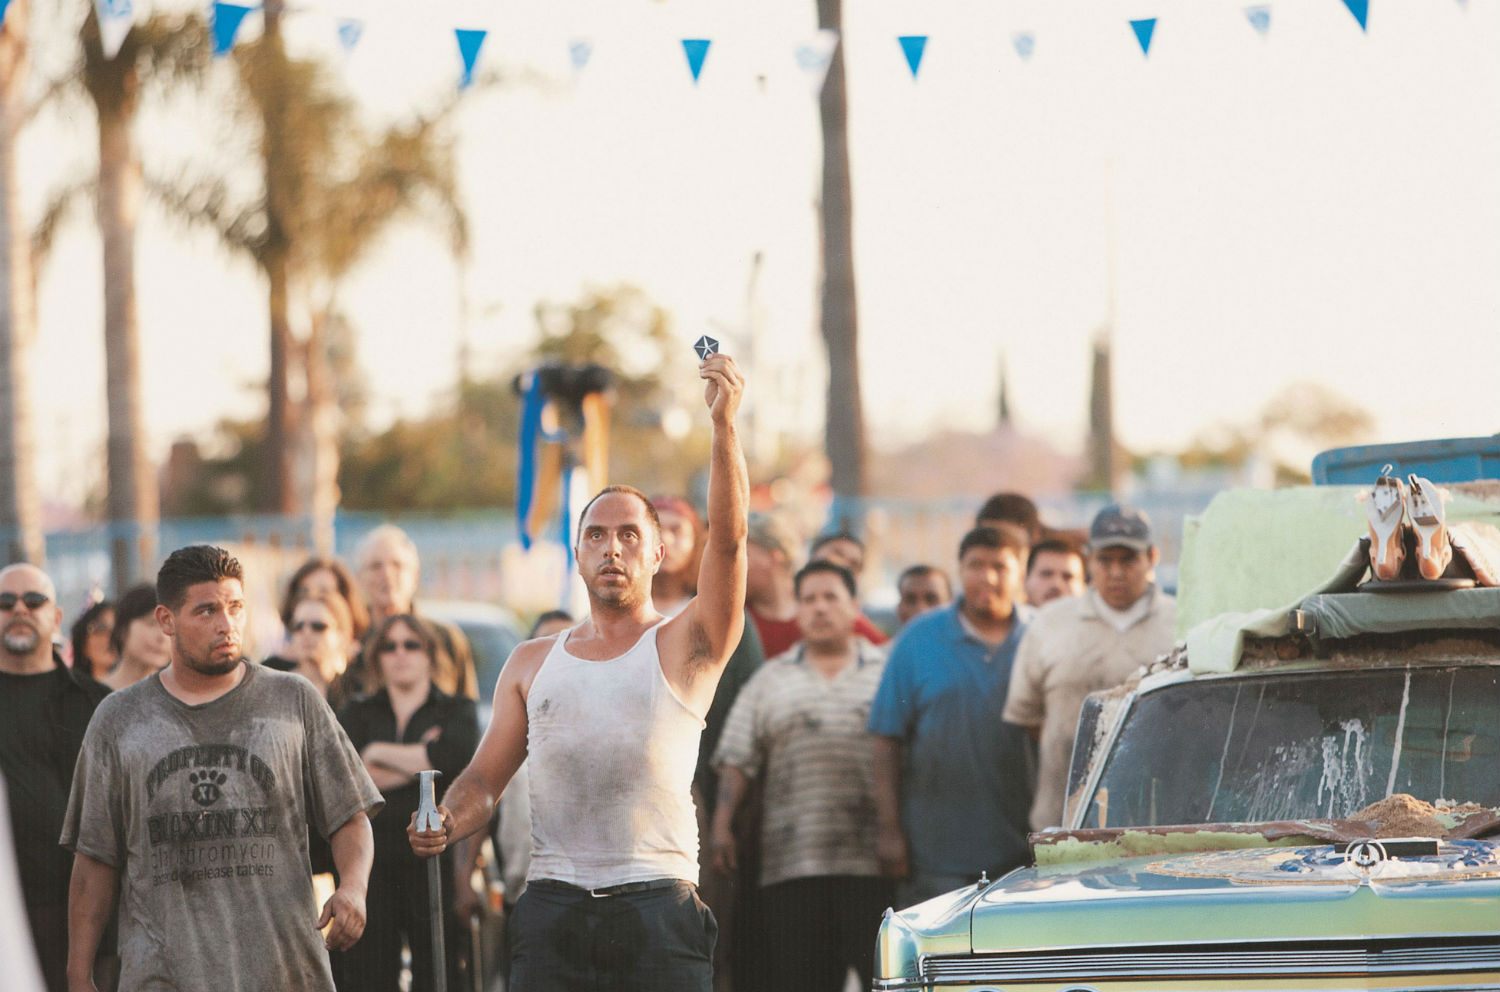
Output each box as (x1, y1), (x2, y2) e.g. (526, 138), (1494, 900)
(1244, 6), (1271, 35)
(336, 18), (363, 52)
(1340, 0), (1369, 30)
(682, 38), (711, 82)
(210, 2), (253, 57)
(569, 39), (592, 71)
(1012, 32), (1035, 60)
(455, 28), (486, 89)
(898, 35), (927, 78)
(1129, 18), (1157, 56)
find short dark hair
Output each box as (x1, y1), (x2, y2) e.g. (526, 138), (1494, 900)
(529, 609), (574, 638)
(976, 492), (1041, 541)
(794, 559), (857, 599)
(70, 599), (114, 678)
(576, 485), (662, 544)
(110, 583), (159, 655)
(157, 545), (243, 612)
(897, 564), (951, 595)
(1027, 538), (1085, 576)
(810, 530), (863, 559)
(958, 525), (1028, 562)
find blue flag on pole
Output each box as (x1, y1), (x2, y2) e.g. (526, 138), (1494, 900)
(456, 28), (486, 89)
(898, 35), (927, 78)
(211, 3), (253, 57)
(1244, 6), (1271, 34)
(1129, 18), (1157, 56)
(682, 38), (711, 82)
(1012, 32), (1035, 60)
(1340, 0), (1369, 30)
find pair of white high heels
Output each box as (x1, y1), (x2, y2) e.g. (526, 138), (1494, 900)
(1366, 465), (1451, 581)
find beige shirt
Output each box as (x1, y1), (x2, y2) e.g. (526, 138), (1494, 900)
(1003, 588), (1176, 830)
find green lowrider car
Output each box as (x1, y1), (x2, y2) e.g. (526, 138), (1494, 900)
(873, 570), (1500, 991)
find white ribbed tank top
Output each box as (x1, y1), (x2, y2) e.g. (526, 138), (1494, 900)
(525, 620), (706, 888)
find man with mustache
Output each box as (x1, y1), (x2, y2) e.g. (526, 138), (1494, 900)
(0, 563), (108, 992)
(62, 545), (383, 992)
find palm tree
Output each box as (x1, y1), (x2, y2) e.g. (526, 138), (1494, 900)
(0, 0), (45, 565)
(815, 0), (867, 529)
(81, 9), (205, 588)
(153, 10), (468, 519)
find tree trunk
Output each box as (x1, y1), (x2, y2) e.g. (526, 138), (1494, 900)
(260, 0), (296, 516)
(0, 0), (45, 565)
(815, 0), (866, 530)
(96, 90), (159, 590)
(84, 9), (161, 591)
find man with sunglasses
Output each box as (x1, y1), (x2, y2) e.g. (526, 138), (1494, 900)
(0, 564), (108, 992)
(410, 353), (750, 992)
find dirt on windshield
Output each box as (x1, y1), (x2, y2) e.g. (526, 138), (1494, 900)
(1352, 795), (1497, 838)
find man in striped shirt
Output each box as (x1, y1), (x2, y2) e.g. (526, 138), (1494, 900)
(709, 560), (890, 992)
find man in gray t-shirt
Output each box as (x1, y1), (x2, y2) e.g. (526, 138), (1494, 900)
(62, 546), (382, 992)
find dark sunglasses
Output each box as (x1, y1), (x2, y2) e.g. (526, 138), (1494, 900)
(378, 639), (424, 654)
(292, 620), (330, 633)
(0, 591), (50, 611)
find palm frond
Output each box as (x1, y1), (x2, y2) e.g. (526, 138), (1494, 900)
(31, 178), (97, 268)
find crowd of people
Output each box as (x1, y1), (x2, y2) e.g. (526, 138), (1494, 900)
(1, 351), (1181, 992)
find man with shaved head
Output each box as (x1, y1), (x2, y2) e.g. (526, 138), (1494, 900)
(0, 563), (108, 991)
(411, 352), (750, 992)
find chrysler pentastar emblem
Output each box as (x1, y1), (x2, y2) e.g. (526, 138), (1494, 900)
(1345, 840), (1388, 874)
(694, 335), (719, 361)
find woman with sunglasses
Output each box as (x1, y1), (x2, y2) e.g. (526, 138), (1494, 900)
(337, 614), (479, 992)
(283, 592), (358, 712)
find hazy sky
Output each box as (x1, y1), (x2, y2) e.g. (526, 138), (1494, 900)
(21, 0), (1500, 505)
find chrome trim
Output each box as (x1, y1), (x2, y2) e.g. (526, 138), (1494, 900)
(923, 941), (1500, 982)
(1067, 689), (1137, 829)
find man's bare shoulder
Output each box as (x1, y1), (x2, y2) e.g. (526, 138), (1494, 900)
(498, 635), (557, 698)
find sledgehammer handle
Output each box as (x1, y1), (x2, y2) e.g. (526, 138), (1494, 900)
(417, 770), (447, 992)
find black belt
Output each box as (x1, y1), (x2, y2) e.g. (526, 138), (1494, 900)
(531, 877), (683, 899)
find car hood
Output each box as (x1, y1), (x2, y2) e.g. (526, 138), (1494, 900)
(965, 839), (1500, 953)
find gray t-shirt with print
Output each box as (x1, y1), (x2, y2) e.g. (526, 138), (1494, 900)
(61, 663), (383, 992)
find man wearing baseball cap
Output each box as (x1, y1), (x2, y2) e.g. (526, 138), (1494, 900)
(1002, 505), (1176, 830)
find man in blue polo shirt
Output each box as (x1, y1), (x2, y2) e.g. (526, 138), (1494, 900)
(868, 525), (1034, 907)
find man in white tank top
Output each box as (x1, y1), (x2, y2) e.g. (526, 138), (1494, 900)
(410, 353), (749, 992)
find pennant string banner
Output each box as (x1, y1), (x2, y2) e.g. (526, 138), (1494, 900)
(210, 2), (253, 57)
(95, 0), (135, 59)
(898, 35), (927, 78)
(336, 17), (363, 52)
(569, 38), (592, 71)
(455, 27), (487, 88)
(1341, 0), (1369, 30)
(682, 38), (711, 82)
(1130, 17), (1157, 56)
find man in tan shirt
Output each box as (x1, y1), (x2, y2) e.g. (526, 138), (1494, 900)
(1003, 505), (1176, 830)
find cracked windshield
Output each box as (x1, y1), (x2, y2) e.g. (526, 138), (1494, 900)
(1081, 666), (1500, 829)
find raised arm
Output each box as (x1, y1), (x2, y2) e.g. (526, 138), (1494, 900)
(662, 353), (749, 706)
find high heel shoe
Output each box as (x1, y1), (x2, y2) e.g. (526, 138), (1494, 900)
(1365, 466), (1406, 581)
(1407, 474), (1452, 580)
